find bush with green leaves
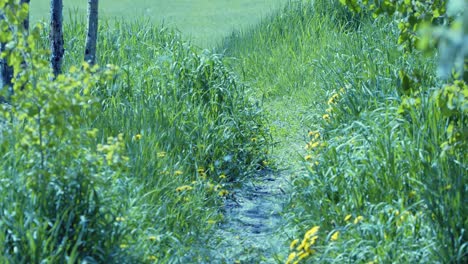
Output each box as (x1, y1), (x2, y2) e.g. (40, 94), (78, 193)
(0, 2), (129, 262)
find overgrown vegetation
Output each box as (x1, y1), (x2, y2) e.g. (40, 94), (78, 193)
(225, 0), (466, 263)
(0, 2), (267, 262)
(1, 0), (465, 263)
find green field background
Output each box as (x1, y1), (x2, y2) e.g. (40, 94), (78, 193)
(30, 0), (286, 46)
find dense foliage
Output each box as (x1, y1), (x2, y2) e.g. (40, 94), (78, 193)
(225, 0), (466, 262)
(0, 1), (268, 262)
(0, 0), (465, 262)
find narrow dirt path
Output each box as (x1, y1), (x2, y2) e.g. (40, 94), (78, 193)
(212, 98), (309, 263)
(213, 169), (289, 263)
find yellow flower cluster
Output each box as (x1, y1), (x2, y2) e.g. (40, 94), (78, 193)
(304, 131), (326, 166)
(324, 87), (347, 119)
(305, 131), (319, 150)
(133, 133), (142, 141)
(286, 226), (320, 264)
(287, 221), (350, 263)
(344, 214), (364, 224)
(327, 93), (340, 105)
(197, 167), (207, 179)
(175, 185), (193, 192)
(218, 189), (229, 197)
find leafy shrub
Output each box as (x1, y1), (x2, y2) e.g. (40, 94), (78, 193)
(0, 2), (128, 262)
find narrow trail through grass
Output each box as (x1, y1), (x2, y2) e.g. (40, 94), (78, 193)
(211, 96), (312, 262)
(208, 2), (341, 261)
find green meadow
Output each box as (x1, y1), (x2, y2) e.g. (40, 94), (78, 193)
(30, 0), (286, 46)
(1, 0), (466, 263)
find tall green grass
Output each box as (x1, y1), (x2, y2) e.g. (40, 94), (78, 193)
(1, 0), (465, 262)
(1, 14), (268, 263)
(224, 0), (465, 262)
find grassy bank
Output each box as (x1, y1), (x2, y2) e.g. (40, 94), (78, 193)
(224, 0), (465, 262)
(0, 10), (268, 263)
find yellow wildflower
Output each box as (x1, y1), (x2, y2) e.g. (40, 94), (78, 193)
(305, 226), (320, 238)
(116, 217), (126, 222)
(310, 141), (320, 149)
(298, 251), (311, 261)
(304, 155), (313, 161)
(308, 130), (319, 137)
(330, 231), (339, 241)
(286, 252), (297, 264)
(219, 174), (227, 179)
(290, 239), (299, 250)
(308, 235), (318, 246)
(176, 185), (193, 192)
(251, 137), (257, 143)
(157, 151), (166, 158)
(328, 93), (340, 105)
(344, 214), (352, 222)
(218, 190), (229, 197)
(322, 114), (330, 120)
(354, 216), (364, 224)
(174, 170), (183, 176)
(296, 239), (306, 251)
(148, 235), (158, 241)
(134, 134), (142, 141)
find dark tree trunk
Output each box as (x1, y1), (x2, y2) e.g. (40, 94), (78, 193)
(20, 0), (30, 31)
(84, 0), (99, 65)
(0, 41), (13, 96)
(50, 0), (64, 77)
(0, 9), (13, 99)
